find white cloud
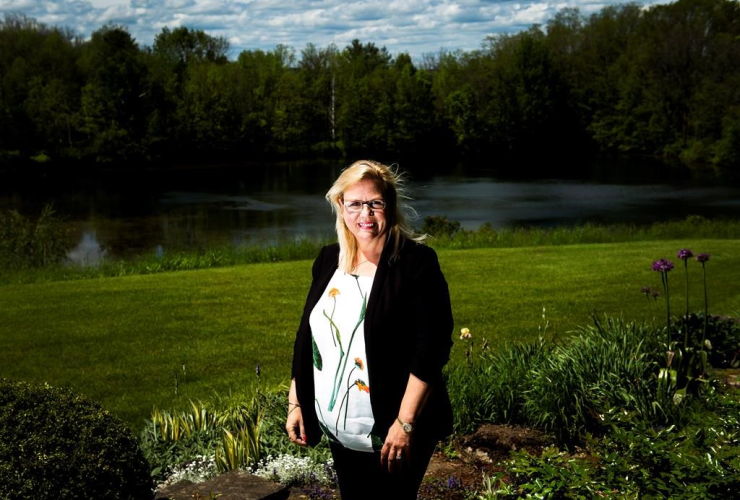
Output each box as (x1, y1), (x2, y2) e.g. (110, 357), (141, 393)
(0, 0), (37, 8)
(0, 0), (675, 58)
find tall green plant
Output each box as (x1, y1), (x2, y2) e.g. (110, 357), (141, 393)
(141, 396), (265, 478)
(0, 204), (70, 268)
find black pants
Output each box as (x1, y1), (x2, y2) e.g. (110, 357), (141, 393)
(329, 438), (436, 500)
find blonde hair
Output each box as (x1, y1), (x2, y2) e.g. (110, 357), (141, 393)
(326, 160), (425, 273)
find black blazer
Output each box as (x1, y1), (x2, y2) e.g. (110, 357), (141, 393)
(291, 236), (454, 447)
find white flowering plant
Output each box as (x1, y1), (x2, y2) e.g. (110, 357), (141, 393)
(156, 455), (219, 491)
(252, 454), (337, 488)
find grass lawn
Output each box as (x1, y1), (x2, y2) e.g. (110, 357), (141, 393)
(1, 239), (737, 431)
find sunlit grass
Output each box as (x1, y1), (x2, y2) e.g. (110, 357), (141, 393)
(0, 239), (737, 431)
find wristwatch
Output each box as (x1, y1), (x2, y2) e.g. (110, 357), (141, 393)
(397, 417), (414, 434)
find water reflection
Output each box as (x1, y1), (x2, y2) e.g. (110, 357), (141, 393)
(1, 161), (738, 266)
(413, 179), (740, 229)
(67, 231), (107, 266)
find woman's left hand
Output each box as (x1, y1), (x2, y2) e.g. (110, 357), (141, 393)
(380, 419), (412, 473)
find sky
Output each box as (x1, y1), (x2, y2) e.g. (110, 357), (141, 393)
(1, 0), (668, 59)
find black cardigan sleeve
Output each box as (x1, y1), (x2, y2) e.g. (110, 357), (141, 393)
(407, 245), (453, 385)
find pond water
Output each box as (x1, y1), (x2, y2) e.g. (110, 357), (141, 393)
(1, 160), (739, 265)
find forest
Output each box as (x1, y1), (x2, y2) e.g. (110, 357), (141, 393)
(1, 0), (739, 172)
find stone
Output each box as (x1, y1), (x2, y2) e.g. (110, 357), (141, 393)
(155, 470), (290, 500)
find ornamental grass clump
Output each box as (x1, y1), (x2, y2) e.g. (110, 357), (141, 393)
(141, 396), (265, 481)
(523, 316), (676, 443)
(446, 316), (678, 443)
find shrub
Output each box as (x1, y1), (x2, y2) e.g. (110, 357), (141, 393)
(0, 379), (153, 500)
(0, 204), (71, 269)
(421, 215), (462, 237)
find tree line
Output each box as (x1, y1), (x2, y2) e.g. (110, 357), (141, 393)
(1, 0), (738, 172)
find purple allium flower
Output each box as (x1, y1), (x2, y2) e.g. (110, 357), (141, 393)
(641, 286), (651, 296)
(677, 249), (694, 260)
(696, 253), (711, 263)
(255, 364), (261, 377)
(652, 259), (674, 272)
(652, 290), (661, 299)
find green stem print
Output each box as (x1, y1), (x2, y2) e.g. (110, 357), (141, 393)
(334, 359), (368, 433)
(323, 289), (340, 347)
(335, 374), (353, 433)
(315, 399), (338, 443)
(328, 278), (367, 412)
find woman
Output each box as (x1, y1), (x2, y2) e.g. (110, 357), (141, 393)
(286, 160), (453, 499)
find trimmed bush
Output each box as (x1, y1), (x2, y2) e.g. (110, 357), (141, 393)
(0, 379), (153, 500)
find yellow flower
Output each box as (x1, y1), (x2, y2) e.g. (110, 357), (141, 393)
(355, 380), (370, 393)
(328, 288), (340, 298)
(459, 327), (472, 340)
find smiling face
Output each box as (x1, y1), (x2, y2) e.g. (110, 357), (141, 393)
(341, 178), (388, 246)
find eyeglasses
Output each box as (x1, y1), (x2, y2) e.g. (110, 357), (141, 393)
(342, 199), (386, 213)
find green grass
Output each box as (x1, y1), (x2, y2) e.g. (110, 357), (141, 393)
(0, 239), (738, 431)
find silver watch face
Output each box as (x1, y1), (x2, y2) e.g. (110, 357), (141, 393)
(402, 422), (413, 433)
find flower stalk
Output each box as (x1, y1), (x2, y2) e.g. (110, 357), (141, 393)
(677, 249), (693, 347)
(652, 258), (674, 348)
(696, 253), (711, 348)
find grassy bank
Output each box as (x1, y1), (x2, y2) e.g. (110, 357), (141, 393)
(1, 239), (738, 430)
(1, 217), (739, 285)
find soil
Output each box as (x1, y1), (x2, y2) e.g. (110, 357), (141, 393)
(286, 424), (553, 499)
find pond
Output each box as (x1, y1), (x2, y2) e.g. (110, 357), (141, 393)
(1, 159), (739, 265)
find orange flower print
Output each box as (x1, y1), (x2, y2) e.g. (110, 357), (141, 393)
(354, 357), (364, 370)
(355, 380), (369, 393)
(328, 288), (340, 298)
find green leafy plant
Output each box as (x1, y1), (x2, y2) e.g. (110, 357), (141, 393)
(681, 313), (740, 368)
(422, 215), (462, 237)
(0, 204), (71, 269)
(0, 379), (153, 500)
(476, 472), (516, 500)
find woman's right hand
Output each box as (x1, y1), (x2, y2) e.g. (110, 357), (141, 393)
(286, 380), (307, 446)
(285, 405), (307, 446)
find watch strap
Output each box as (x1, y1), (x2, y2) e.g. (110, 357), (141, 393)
(397, 417), (414, 433)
